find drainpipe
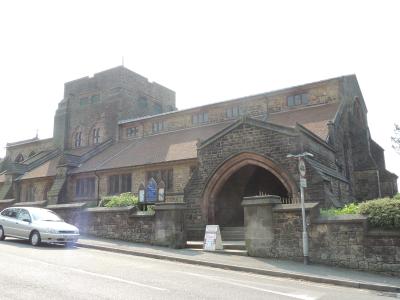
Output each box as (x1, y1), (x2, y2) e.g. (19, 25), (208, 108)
(376, 170), (382, 198)
(95, 170), (100, 206)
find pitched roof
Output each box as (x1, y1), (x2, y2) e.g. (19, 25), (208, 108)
(70, 121), (233, 174)
(268, 102), (340, 140)
(19, 156), (60, 180)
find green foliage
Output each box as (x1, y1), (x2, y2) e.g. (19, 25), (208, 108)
(100, 192), (139, 208)
(359, 197), (400, 229)
(321, 196), (400, 229)
(320, 203), (359, 217)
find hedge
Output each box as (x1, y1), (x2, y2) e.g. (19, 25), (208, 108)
(358, 196), (400, 229)
(320, 194), (400, 229)
(99, 192), (139, 208)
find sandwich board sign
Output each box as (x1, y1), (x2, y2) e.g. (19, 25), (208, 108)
(203, 225), (223, 251)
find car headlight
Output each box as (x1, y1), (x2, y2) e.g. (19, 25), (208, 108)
(47, 228), (58, 234)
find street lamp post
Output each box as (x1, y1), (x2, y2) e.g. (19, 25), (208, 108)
(287, 152), (314, 265)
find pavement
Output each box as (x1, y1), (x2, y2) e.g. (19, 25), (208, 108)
(76, 235), (400, 293)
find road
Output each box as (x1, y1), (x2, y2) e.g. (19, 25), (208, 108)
(0, 238), (397, 300)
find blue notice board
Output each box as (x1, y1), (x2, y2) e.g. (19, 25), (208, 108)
(146, 178), (158, 202)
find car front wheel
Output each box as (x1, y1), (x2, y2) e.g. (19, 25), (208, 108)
(30, 231), (41, 246)
(0, 226), (5, 241)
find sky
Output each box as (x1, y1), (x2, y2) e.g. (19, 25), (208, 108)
(0, 0), (399, 183)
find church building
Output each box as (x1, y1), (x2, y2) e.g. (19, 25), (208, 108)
(0, 66), (397, 239)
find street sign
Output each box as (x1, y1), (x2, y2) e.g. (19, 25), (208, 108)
(299, 158), (306, 177)
(300, 177), (307, 188)
(203, 225), (223, 251)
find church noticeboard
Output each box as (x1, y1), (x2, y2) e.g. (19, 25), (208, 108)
(146, 178), (158, 203)
(203, 225), (223, 251)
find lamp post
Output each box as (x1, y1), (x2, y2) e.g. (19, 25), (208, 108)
(287, 152), (314, 265)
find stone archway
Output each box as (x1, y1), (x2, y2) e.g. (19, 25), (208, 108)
(202, 152), (297, 225)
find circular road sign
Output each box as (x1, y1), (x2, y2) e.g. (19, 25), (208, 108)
(299, 158), (306, 177)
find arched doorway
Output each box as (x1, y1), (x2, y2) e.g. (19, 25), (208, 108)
(202, 152), (297, 226)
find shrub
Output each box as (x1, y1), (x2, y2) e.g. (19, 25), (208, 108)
(100, 192), (139, 208)
(320, 203), (359, 217)
(359, 197), (400, 229)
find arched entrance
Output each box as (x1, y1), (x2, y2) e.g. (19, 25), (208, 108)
(202, 152), (297, 226)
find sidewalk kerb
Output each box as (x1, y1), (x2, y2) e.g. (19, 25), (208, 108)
(76, 242), (400, 293)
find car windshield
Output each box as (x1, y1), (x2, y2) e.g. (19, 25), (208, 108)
(31, 210), (62, 222)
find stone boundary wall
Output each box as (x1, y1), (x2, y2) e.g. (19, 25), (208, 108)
(80, 207), (154, 243)
(271, 205), (400, 277)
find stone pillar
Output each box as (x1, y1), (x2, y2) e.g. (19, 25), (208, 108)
(241, 195), (281, 257)
(153, 202), (186, 249)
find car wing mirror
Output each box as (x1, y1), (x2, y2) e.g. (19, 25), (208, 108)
(23, 218), (31, 223)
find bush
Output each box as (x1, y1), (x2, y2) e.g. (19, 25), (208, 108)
(320, 203), (359, 217)
(100, 192), (139, 208)
(359, 197), (400, 229)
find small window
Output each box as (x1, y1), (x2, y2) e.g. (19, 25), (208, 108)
(80, 97), (89, 106)
(301, 93), (308, 105)
(152, 120), (164, 133)
(287, 96), (294, 107)
(154, 102), (163, 114)
(15, 153), (24, 163)
(192, 112), (208, 125)
(90, 94), (100, 104)
(127, 127), (138, 138)
(92, 128), (100, 144)
(294, 94), (302, 105)
(138, 97), (148, 111)
(226, 106), (240, 118)
(287, 93), (308, 107)
(74, 132), (82, 148)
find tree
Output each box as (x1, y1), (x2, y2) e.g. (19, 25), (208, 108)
(392, 123), (400, 154)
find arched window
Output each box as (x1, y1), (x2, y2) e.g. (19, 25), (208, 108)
(15, 153), (24, 163)
(92, 128), (101, 145)
(74, 131), (82, 148)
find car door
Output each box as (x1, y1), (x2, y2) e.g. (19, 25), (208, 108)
(15, 209), (33, 239)
(1, 208), (20, 237)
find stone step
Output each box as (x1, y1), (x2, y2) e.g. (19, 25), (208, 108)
(186, 241), (246, 251)
(220, 226), (245, 241)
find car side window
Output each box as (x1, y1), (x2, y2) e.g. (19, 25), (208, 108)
(1, 209), (10, 217)
(17, 209), (31, 222)
(8, 208), (19, 219)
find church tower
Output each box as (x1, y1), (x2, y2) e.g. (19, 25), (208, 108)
(53, 66), (176, 150)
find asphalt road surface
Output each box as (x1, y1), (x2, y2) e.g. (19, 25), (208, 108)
(0, 238), (397, 300)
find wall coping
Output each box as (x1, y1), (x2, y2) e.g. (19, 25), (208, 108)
(0, 198), (15, 205)
(154, 202), (186, 211)
(314, 214), (367, 224)
(273, 202), (319, 212)
(130, 211), (155, 218)
(366, 229), (400, 237)
(84, 206), (136, 213)
(47, 202), (87, 210)
(242, 195), (281, 207)
(13, 200), (48, 207)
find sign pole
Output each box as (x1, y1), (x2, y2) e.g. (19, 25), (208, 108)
(287, 152), (313, 265)
(299, 160), (309, 265)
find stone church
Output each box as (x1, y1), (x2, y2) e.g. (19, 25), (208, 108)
(0, 66), (397, 239)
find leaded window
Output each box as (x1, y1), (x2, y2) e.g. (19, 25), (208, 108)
(108, 174), (132, 195)
(75, 177), (96, 198)
(192, 112), (208, 125)
(146, 169), (173, 192)
(92, 128), (100, 144)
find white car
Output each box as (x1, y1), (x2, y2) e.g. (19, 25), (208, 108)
(0, 207), (79, 247)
